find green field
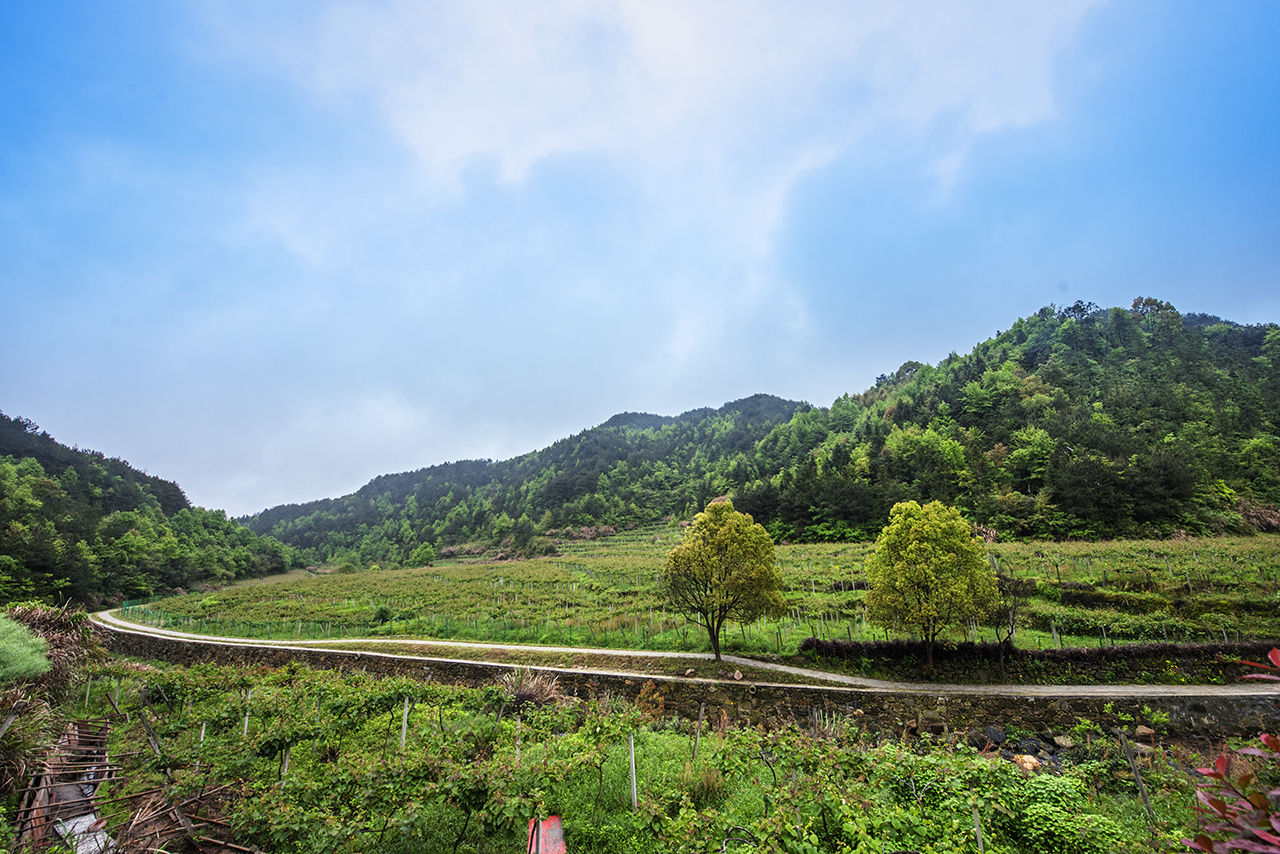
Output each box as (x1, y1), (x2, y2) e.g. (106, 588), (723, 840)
(121, 528), (1280, 659)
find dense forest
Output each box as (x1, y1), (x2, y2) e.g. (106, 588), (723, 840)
(0, 414), (300, 605)
(735, 299), (1280, 541)
(244, 299), (1279, 565)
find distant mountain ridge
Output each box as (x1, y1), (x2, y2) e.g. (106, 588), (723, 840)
(733, 299), (1280, 541)
(6, 298), (1278, 587)
(243, 299), (1280, 564)
(242, 393), (805, 562)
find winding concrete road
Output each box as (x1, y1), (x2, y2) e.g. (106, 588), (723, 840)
(92, 610), (1280, 700)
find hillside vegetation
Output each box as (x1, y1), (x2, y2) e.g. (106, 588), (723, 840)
(0, 414), (300, 605)
(244, 394), (804, 564)
(244, 299), (1280, 567)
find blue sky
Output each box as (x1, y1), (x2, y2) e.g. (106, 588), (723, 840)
(2, 1), (1277, 516)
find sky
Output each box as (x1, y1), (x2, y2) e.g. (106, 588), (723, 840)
(2, 1), (1278, 516)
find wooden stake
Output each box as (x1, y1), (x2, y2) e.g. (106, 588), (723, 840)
(0, 701), (27, 740)
(401, 697), (410, 750)
(693, 703), (705, 760)
(1119, 733), (1156, 826)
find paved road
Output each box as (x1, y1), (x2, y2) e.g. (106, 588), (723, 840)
(93, 609), (1280, 700)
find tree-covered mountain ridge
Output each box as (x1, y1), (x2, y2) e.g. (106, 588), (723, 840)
(244, 298), (1280, 564)
(243, 393), (805, 563)
(0, 413), (300, 606)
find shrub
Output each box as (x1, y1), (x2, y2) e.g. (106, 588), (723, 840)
(1187, 648), (1280, 852)
(678, 761), (727, 810)
(1006, 775), (1125, 854)
(499, 668), (562, 711)
(3, 602), (102, 695)
(0, 615), (49, 685)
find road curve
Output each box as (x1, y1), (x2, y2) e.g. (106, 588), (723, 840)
(93, 609), (1280, 700)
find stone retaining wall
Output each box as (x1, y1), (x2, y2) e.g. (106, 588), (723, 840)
(100, 622), (1280, 741)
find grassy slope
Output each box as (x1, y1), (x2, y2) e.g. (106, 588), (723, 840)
(123, 527), (1280, 672)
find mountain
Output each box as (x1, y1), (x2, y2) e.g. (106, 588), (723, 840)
(242, 394), (805, 563)
(246, 299), (1280, 563)
(734, 299), (1280, 541)
(0, 414), (299, 605)
(10, 297), (1275, 593)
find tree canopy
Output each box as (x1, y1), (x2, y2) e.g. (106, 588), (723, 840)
(661, 498), (783, 660)
(0, 414), (299, 606)
(736, 300), (1280, 541)
(864, 500), (998, 668)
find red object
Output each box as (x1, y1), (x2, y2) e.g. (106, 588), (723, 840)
(526, 816), (565, 853)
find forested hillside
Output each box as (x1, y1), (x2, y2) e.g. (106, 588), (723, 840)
(736, 299), (1280, 541)
(243, 394), (803, 565)
(247, 299), (1279, 564)
(0, 414), (299, 605)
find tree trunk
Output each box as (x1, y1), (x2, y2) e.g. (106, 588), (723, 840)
(708, 621), (722, 661)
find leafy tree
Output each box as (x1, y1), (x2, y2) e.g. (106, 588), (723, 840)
(0, 419), (299, 605)
(408, 542), (436, 567)
(661, 498), (783, 660)
(865, 501), (998, 669)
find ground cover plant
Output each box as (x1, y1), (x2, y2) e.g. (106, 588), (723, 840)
(70, 661), (1207, 853)
(121, 528), (1280, 675)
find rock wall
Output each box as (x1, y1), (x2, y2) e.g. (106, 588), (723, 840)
(100, 623), (1280, 741)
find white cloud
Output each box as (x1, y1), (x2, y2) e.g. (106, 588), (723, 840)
(174, 0), (1105, 510)
(204, 0), (1100, 234)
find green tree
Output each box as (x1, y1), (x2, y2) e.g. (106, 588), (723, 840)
(661, 498), (783, 660)
(865, 501), (997, 669)
(409, 542), (436, 567)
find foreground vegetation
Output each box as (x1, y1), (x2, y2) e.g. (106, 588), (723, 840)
(53, 661), (1209, 853)
(6, 603), (1279, 852)
(122, 528), (1280, 679)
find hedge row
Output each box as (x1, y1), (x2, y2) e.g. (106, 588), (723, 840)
(797, 636), (1280, 683)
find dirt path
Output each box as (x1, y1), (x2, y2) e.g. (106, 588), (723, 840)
(93, 610), (1280, 700)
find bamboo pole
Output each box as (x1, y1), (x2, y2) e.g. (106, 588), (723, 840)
(629, 734), (638, 811)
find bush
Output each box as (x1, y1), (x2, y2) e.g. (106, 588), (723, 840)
(2, 603), (102, 695)
(679, 761), (727, 810)
(0, 616), (49, 684)
(499, 668), (562, 711)
(1187, 648), (1280, 852)
(1005, 775), (1125, 854)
